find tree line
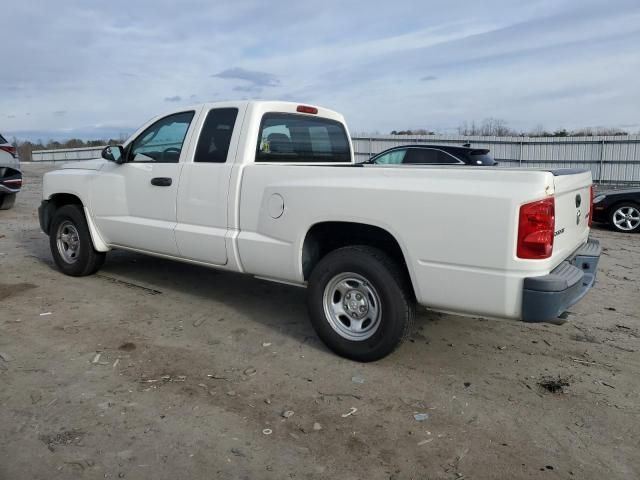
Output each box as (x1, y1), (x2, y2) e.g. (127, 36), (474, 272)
(391, 118), (631, 137)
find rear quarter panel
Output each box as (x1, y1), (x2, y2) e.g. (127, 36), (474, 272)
(237, 164), (560, 319)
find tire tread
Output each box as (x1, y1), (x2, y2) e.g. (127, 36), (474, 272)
(348, 245), (415, 347)
(0, 193), (16, 210)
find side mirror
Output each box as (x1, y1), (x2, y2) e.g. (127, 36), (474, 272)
(101, 145), (125, 164)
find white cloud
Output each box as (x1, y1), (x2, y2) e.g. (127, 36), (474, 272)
(213, 68), (280, 88)
(1, 0), (639, 139)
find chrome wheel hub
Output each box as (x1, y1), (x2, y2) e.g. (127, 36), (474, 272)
(323, 273), (381, 341)
(613, 206), (640, 231)
(344, 289), (369, 319)
(56, 220), (81, 264)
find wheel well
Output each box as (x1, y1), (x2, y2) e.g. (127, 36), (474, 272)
(302, 221), (413, 288)
(49, 193), (83, 208)
(42, 193), (84, 234)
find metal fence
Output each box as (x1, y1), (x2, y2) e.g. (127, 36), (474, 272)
(353, 134), (640, 185)
(31, 135), (640, 184)
(31, 146), (105, 162)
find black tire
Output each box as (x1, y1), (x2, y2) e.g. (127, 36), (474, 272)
(307, 246), (415, 362)
(0, 193), (16, 210)
(49, 205), (106, 276)
(609, 202), (640, 233)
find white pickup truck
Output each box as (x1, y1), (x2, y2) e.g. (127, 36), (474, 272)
(39, 101), (601, 361)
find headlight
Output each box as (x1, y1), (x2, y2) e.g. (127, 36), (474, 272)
(593, 194), (606, 203)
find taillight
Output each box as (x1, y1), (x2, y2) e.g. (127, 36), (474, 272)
(3, 178), (22, 188)
(588, 185), (594, 228)
(0, 145), (17, 158)
(296, 105), (318, 114)
(517, 197), (555, 259)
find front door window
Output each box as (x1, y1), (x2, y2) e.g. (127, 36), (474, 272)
(128, 111), (195, 163)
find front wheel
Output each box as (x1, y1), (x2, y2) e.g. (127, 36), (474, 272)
(610, 203), (640, 233)
(49, 205), (106, 276)
(307, 246), (415, 362)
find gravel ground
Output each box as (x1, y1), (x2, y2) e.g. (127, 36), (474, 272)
(1, 165), (639, 480)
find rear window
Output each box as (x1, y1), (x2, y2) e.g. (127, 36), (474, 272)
(0, 134), (7, 144)
(404, 148), (460, 164)
(256, 113), (351, 163)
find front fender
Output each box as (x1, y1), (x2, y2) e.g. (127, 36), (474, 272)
(41, 169), (110, 252)
(42, 168), (94, 202)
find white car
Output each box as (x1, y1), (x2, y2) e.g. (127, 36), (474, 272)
(38, 101), (600, 361)
(0, 133), (22, 210)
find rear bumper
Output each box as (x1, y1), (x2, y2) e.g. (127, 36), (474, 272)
(0, 169), (22, 194)
(592, 206), (608, 224)
(522, 238), (600, 322)
(0, 184), (19, 194)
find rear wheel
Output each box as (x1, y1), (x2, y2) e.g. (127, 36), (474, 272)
(0, 193), (16, 210)
(610, 203), (640, 233)
(49, 205), (106, 276)
(307, 246), (415, 362)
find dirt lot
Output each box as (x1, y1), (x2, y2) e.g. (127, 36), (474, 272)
(1, 165), (639, 480)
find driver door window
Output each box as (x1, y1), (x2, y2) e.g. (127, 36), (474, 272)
(129, 111), (194, 163)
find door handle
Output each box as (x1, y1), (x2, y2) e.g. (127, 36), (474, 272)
(151, 177), (172, 187)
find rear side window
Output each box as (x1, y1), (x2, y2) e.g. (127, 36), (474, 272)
(194, 108), (238, 163)
(256, 113), (350, 163)
(373, 149), (407, 164)
(403, 148), (460, 164)
(0, 134), (7, 144)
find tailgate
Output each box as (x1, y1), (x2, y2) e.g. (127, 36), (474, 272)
(551, 170), (592, 266)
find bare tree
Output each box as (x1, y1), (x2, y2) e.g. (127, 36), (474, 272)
(391, 129), (435, 135)
(458, 118), (515, 136)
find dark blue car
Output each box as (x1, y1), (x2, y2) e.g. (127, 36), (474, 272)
(363, 144), (497, 166)
(593, 188), (640, 233)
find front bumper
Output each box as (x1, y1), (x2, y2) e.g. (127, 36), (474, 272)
(522, 238), (601, 322)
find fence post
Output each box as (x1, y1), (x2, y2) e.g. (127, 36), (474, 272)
(519, 141), (523, 166)
(368, 137), (372, 159)
(599, 139), (605, 184)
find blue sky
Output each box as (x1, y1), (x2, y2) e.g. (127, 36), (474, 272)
(2, 0), (640, 141)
